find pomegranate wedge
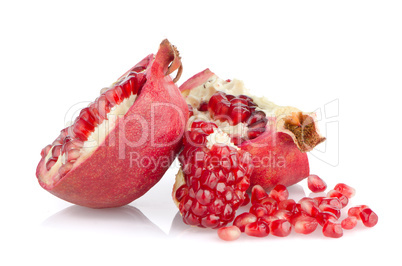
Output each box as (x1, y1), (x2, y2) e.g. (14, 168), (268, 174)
(36, 39), (188, 208)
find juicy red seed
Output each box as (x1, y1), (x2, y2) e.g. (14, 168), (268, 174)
(278, 199), (297, 212)
(307, 175), (327, 193)
(259, 215), (279, 225)
(78, 108), (98, 128)
(183, 212), (201, 226)
(229, 105), (251, 125)
(327, 190), (349, 208)
(247, 127), (266, 140)
(273, 210), (293, 221)
(198, 102), (209, 112)
(233, 212), (258, 232)
(72, 118), (93, 142)
(334, 183), (356, 198)
(45, 158), (57, 171)
(260, 197), (278, 215)
(270, 219), (292, 237)
(341, 216), (358, 230)
(245, 221), (270, 237)
(299, 198), (321, 217)
(195, 189), (215, 206)
(251, 185), (268, 204)
(320, 198), (342, 209)
(347, 205), (368, 220)
(323, 221), (343, 238)
(269, 184), (289, 202)
(217, 226), (241, 241)
(104, 88), (122, 106)
(201, 214), (221, 228)
(191, 120), (218, 134)
(249, 203), (270, 218)
(359, 208), (378, 227)
(247, 110), (266, 125)
(51, 144), (62, 159)
(319, 204), (341, 219)
(242, 193), (250, 206)
(316, 211), (338, 226)
(294, 216), (318, 234)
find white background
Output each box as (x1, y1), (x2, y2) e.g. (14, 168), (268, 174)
(1, 1), (401, 265)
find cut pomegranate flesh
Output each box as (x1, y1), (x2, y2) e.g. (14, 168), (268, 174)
(174, 121), (253, 228)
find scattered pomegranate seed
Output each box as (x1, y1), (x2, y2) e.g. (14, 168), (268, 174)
(294, 216), (318, 235)
(269, 219), (292, 237)
(307, 175), (327, 193)
(233, 212), (257, 232)
(278, 199), (296, 212)
(299, 197), (321, 217)
(322, 220), (343, 238)
(347, 205), (368, 220)
(327, 190), (348, 208)
(245, 221), (270, 237)
(359, 207), (378, 227)
(316, 211), (338, 227)
(341, 216), (358, 230)
(334, 183), (356, 198)
(217, 226), (242, 241)
(269, 184), (289, 202)
(320, 197), (342, 209)
(259, 215), (279, 225)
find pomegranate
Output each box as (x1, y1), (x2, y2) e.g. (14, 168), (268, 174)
(36, 39), (188, 208)
(178, 69), (325, 190)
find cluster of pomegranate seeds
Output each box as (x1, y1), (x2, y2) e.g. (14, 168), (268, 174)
(40, 71), (146, 176)
(176, 121), (254, 228)
(217, 176), (378, 241)
(198, 91), (268, 145)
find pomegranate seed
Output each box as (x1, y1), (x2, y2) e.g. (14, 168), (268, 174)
(294, 216), (318, 234)
(341, 216), (358, 230)
(251, 185), (268, 204)
(347, 205), (368, 220)
(322, 220), (343, 238)
(327, 190), (348, 208)
(245, 221), (270, 237)
(259, 215), (279, 225)
(217, 226), (241, 241)
(307, 175), (327, 193)
(269, 184), (289, 202)
(334, 183), (356, 198)
(278, 199), (296, 212)
(250, 203), (270, 218)
(299, 197), (321, 217)
(316, 211), (338, 226)
(273, 209), (293, 221)
(359, 207), (378, 227)
(319, 204), (341, 219)
(320, 197), (342, 209)
(233, 212), (257, 232)
(270, 219), (292, 237)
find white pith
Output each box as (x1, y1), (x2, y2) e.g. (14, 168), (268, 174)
(206, 128), (239, 150)
(41, 93), (137, 186)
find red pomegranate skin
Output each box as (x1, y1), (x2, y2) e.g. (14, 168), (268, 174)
(180, 69), (309, 191)
(36, 40), (189, 208)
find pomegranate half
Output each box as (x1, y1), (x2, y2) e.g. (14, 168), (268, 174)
(36, 39), (188, 208)
(177, 69), (325, 191)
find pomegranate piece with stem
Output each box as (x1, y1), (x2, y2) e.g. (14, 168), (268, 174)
(37, 39), (188, 208)
(179, 69), (325, 190)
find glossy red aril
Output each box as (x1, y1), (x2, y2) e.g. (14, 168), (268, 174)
(217, 226), (242, 241)
(294, 216), (318, 234)
(347, 205), (368, 220)
(327, 190), (349, 208)
(251, 185), (268, 204)
(278, 199), (296, 212)
(37, 40), (188, 208)
(341, 216), (358, 230)
(334, 183), (356, 198)
(233, 212), (258, 232)
(322, 220), (343, 238)
(270, 219), (292, 237)
(307, 175), (327, 193)
(245, 221), (270, 237)
(359, 207), (378, 227)
(269, 184), (289, 202)
(299, 197), (320, 217)
(316, 212), (338, 226)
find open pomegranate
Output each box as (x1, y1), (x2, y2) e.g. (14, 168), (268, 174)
(36, 39), (188, 208)
(176, 69), (325, 191)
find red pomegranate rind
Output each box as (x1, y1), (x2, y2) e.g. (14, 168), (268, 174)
(36, 40), (189, 208)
